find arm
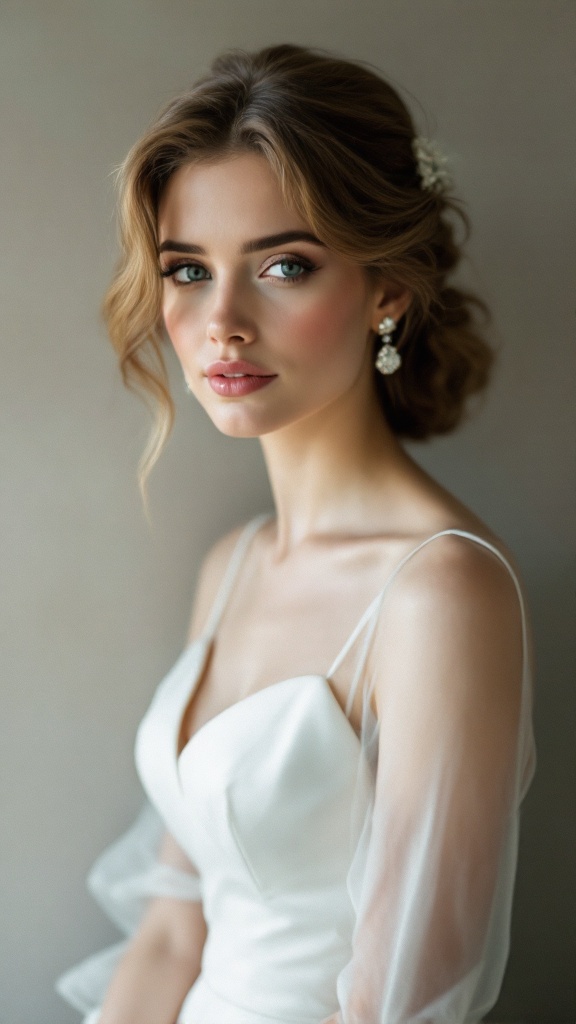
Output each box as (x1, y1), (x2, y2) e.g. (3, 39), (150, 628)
(185, 523), (249, 644)
(97, 831), (207, 1024)
(337, 537), (529, 1023)
(96, 527), (246, 1023)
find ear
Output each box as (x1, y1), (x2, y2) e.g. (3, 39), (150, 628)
(369, 280), (413, 334)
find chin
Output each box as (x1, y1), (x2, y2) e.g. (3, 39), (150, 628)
(206, 407), (275, 439)
(215, 422), (264, 439)
(201, 392), (326, 439)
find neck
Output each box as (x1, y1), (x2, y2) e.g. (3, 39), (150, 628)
(259, 384), (411, 555)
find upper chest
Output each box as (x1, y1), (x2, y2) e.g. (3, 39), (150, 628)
(179, 533), (411, 750)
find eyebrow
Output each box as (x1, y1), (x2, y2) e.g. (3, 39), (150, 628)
(157, 231), (326, 256)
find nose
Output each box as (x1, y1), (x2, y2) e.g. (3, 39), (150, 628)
(207, 284), (257, 347)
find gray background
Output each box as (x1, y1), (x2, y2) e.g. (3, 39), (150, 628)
(1, 2), (574, 1022)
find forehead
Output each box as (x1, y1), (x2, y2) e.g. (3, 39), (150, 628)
(157, 152), (309, 245)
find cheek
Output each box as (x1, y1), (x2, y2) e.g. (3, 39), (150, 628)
(283, 287), (369, 363)
(162, 299), (191, 360)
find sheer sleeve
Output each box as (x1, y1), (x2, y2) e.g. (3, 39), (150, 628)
(55, 799), (202, 1022)
(334, 535), (536, 1024)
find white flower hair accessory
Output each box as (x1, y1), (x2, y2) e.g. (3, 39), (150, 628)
(412, 136), (452, 194)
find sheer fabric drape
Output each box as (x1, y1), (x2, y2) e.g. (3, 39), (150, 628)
(55, 803), (202, 1019)
(334, 535), (535, 1023)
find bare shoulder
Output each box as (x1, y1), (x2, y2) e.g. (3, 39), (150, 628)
(185, 521), (251, 642)
(388, 454), (525, 615)
(391, 530), (523, 616)
(370, 530), (525, 716)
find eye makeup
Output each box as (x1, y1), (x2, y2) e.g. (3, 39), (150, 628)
(159, 253), (319, 286)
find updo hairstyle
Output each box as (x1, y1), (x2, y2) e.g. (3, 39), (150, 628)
(103, 44), (492, 484)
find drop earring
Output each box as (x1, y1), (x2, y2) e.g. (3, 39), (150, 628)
(375, 316), (401, 375)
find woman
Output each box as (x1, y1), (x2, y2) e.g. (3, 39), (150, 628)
(57, 44), (536, 1024)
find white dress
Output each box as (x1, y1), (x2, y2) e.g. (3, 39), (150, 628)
(57, 515), (536, 1023)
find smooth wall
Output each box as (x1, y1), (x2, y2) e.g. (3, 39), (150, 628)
(1, 2), (574, 1021)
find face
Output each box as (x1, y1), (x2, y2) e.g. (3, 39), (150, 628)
(158, 152), (391, 439)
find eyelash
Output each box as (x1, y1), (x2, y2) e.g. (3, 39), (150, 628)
(159, 254), (318, 286)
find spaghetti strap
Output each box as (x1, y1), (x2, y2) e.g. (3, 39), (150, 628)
(202, 513), (272, 639)
(326, 529), (530, 720)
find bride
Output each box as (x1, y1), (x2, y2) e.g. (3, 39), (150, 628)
(57, 43), (536, 1024)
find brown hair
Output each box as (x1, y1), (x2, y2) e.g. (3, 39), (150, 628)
(103, 43), (492, 485)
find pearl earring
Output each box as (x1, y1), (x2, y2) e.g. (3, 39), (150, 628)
(375, 316), (401, 375)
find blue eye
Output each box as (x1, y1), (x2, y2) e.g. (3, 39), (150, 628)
(175, 264), (210, 283)
(266, 258), (313, 282)
(283, 260), (304, 278)
(160, 263), (210, 283)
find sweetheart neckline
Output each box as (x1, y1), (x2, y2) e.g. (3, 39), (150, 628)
(175, 637), (361, 770)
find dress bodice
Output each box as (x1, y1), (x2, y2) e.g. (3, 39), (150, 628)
(135, 633), (370, 1021)
(132, 514), (373, 1019)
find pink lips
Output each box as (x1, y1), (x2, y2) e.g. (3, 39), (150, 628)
(205, 360), (277, 398)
